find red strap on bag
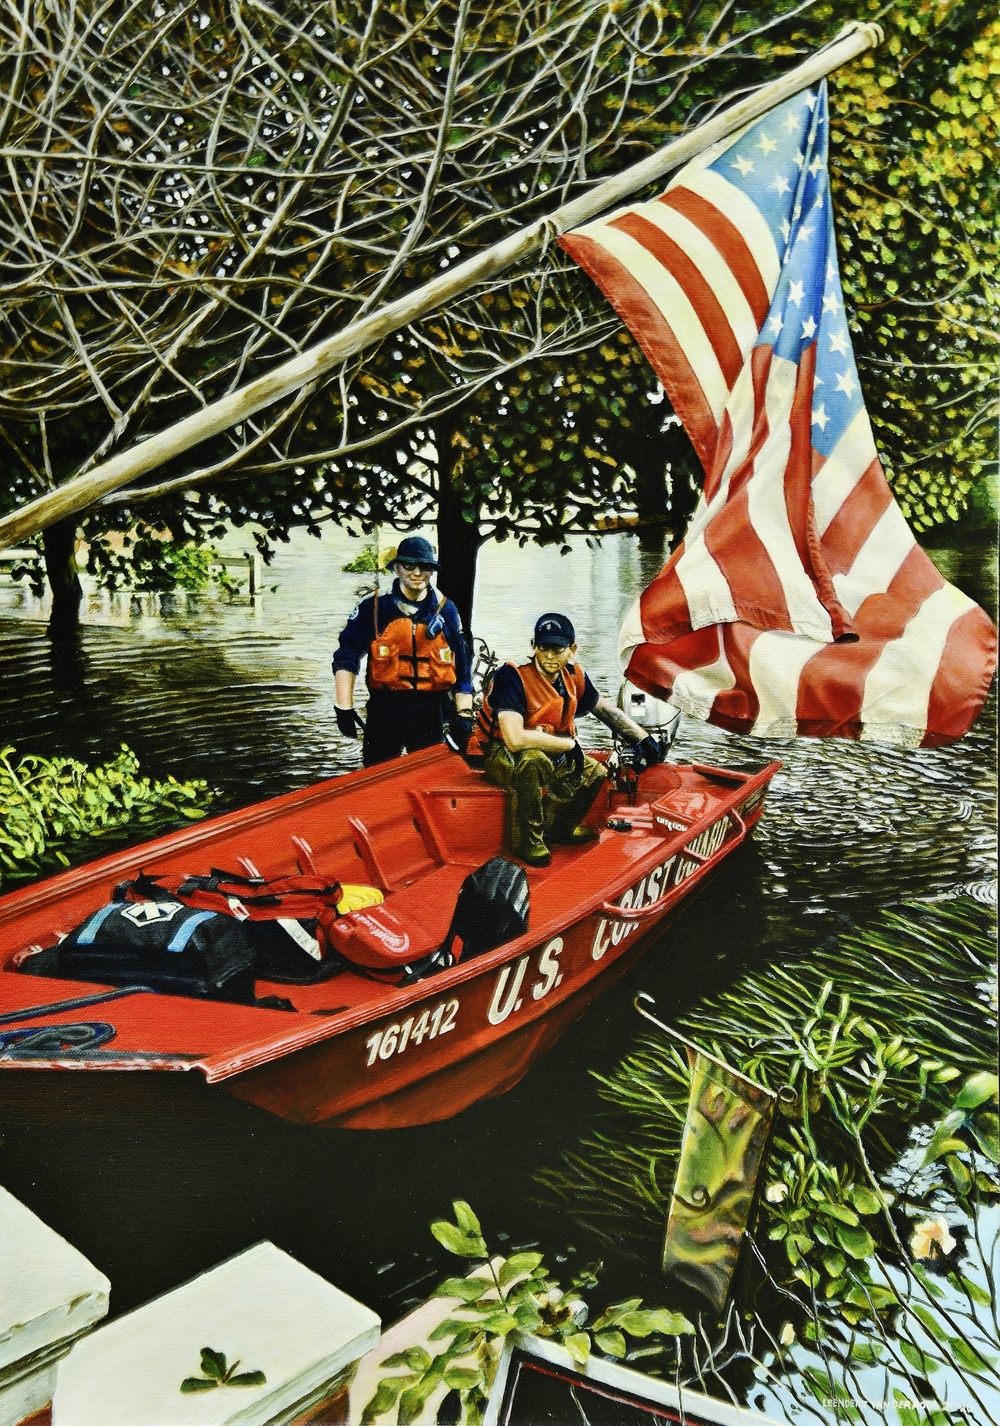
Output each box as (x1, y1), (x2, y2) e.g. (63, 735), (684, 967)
(117, 868), (344, 922)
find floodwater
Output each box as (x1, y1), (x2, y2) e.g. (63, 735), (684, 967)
(0, 530), (995, 1346)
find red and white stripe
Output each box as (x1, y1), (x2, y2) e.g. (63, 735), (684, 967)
(561, 155), (996, 747)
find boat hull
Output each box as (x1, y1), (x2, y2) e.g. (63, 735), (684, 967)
(225, 852), (731, 1129)
(0, 749), (779, 1128)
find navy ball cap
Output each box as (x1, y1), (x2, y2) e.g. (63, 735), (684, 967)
(533, 612), (575, 648)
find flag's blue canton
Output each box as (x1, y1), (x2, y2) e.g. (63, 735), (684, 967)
(704, 83), (866, 461)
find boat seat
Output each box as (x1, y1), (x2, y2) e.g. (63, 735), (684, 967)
(347, 812), (438, 892)
(328, 863), (471, 975)
(406, 786), (505, 863)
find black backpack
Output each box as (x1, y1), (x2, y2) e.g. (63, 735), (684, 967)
(22, 899), (259, 1004)
(113, 869), (345, 984)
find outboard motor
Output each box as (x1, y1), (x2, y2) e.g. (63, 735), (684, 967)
(609, 681), (681, 803)
(618, 680), (681, 752)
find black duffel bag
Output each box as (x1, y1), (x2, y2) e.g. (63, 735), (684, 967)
(22, 898), (258, 1004)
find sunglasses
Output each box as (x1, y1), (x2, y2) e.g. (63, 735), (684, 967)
(397, 560), (435, 573)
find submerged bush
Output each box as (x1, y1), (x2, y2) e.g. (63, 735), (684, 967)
(85, 525), (240, 595)
(0, 744), (213, 887)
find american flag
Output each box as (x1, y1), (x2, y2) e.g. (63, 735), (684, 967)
(560, 83), (996, 747)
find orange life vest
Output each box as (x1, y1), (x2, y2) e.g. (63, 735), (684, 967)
(367, 595), (458, 693)
(468, 659), (588, 759)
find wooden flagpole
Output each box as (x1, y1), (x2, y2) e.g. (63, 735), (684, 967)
(633, 994), (786, 1100)
(0, 22), (882, 551)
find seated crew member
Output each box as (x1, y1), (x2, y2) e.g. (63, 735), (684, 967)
(467, 612), (664, 867)
(333, 535), (474, 768)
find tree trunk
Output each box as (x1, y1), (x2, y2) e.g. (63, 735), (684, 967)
(633, 444), (669, 529)
(434, 415), (482, 641)
(43, 518), (83, 639)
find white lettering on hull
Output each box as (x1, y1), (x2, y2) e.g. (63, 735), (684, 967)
(532, 938), (564, 1000)
(592, 815), (728, 958)
(487, 955), (530, 1024)
(487, 937), (566, 1026)
(365, 998), (459, 1067)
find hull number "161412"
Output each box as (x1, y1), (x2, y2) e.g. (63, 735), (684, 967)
(365, 999), (459, 1067)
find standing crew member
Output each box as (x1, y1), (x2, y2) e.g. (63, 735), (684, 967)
(467, 613), (664, 867)
(333, 536), (474, 767)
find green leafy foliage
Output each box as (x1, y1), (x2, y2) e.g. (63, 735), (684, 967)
(342, 538), (399, 574)
(0, 744), (213, 887)
(364, 1200), (693, 1425)
(823, 3), (1000, 534)
(84, 525), (240, 596)
(922, 1070), (1000, 1171)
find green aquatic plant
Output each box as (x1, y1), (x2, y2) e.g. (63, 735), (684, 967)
(540, 900), (995, 1245)
(920, 1070), (1000, 1196)
(363, 1200), (694, 1426)
(0, 744), (213, 887)
(535, 897), (998, 1421)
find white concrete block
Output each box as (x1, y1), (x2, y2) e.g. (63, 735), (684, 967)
(53, 1241), (380, 1426)
(0, 1185), (110, 1426)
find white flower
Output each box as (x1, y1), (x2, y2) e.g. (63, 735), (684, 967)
(765, 1182), (789, 1204)
(779, 1322), (796, 1346)
(910, 1216), (957, 1261)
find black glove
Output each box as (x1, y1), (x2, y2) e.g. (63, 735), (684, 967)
(635, 735), (665, 770)
(335, 706), (365, 739)
(444, 711), (475, 756)
(562, 740), (585, 776)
